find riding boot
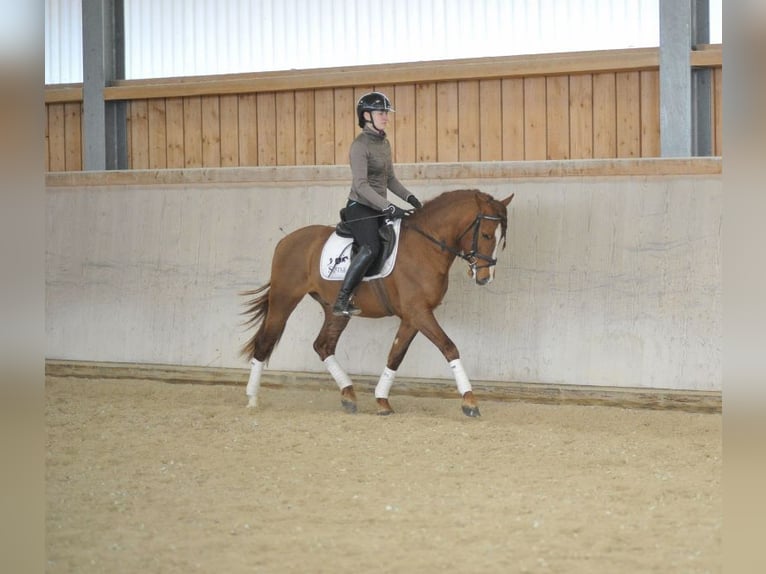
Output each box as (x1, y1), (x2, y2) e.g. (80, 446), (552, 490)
(333, 245), (375, 316)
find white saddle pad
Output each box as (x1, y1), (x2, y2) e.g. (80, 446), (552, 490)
(319, 219), (402, 281)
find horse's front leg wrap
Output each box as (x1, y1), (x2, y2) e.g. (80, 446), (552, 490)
(246, 358), (265, 408)
(449, 358), (473, 396)
(375, 367), (397, 399)
(323, 355), (353, 390)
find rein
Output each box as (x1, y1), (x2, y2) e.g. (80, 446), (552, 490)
(404, 212), (505, 273)
(340, 210), (415, 225)
(341, 208), (505, 275)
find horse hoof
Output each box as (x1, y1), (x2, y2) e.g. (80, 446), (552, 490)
(376, 398), (394, 416)
(247, 396), (257, 409)
(341, 399), (358, 414)
(461, 405), (481, 417)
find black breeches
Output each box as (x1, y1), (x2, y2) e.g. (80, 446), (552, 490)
(344, 200), (383, 259)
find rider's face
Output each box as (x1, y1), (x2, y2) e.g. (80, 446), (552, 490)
(367, 110), (389, 130)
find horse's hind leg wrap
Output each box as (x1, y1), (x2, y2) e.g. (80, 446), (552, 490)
(449, 358), (473, 395)
(324, 355), (353, 390)
(375, 367), (397, 399)
(246, 358), (264, 408)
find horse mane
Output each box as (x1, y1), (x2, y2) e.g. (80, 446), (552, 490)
(418, 188), (482, 212)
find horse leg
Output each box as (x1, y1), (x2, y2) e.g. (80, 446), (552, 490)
(375, 321), (419, 415)
(411, 310), (480, 417)
(311, 299), (356, 413)
(246, 358), (264, 408)
(246, 293), (304, 409)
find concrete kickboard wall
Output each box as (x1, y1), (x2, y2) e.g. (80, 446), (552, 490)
(46, 160), (721, 391)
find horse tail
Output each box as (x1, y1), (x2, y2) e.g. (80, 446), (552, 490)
(239, 283), (277, 360)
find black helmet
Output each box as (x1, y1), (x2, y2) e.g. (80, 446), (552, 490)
(357, 92), (394, 128)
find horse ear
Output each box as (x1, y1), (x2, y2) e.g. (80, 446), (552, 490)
(501, 193), (515, 207)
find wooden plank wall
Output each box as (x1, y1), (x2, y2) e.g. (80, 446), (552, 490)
(45, 102), (83, 171)
(44, 48), (723, 171)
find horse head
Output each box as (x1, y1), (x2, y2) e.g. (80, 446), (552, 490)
(458, 191), (514, 285)
(404, 189), (514, 285)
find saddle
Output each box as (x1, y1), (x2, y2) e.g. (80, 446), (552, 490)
(319, 212), (401, 281)
(336, 208), (397, 277)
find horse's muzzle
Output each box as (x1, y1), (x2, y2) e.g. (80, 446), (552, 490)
(469, 257), (496, 285)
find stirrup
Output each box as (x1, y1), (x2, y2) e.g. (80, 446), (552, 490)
(332, 297), (361, 317)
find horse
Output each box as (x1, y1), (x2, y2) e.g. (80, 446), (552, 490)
(240, 188), (514, 417)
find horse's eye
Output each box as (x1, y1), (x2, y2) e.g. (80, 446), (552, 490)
(481, 233), (492, 240)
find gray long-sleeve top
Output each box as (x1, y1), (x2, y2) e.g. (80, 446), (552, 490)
(348, 125), (411, 211)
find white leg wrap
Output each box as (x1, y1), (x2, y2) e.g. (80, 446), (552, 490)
(449, 358), (473, 396)
(324, 355), (353, 390)
(375, 367), (397, 399)
(246, 358), (264, 408)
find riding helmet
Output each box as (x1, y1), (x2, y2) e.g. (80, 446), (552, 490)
(356, 92), (394, 128)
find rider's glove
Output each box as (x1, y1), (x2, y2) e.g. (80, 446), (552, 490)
(384, 204), (409, 219)
(406, 195), (422, 209)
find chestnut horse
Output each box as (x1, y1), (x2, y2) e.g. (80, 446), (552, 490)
(240, 188), (514, 417)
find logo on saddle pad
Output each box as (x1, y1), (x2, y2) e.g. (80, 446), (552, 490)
(320, 219), (402, 281)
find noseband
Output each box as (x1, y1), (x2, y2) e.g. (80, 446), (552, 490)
(407, 212), (506, 274)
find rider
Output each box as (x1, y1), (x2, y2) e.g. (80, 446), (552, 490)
(332, 91), (423, 317)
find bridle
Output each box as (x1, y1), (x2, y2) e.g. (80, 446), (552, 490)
(406, 212), (506, 275)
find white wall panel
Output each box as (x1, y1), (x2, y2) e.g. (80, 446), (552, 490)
(126, 0), (660, 78)
(45, 0), (83, 85)
(45, 0), (722, 92)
